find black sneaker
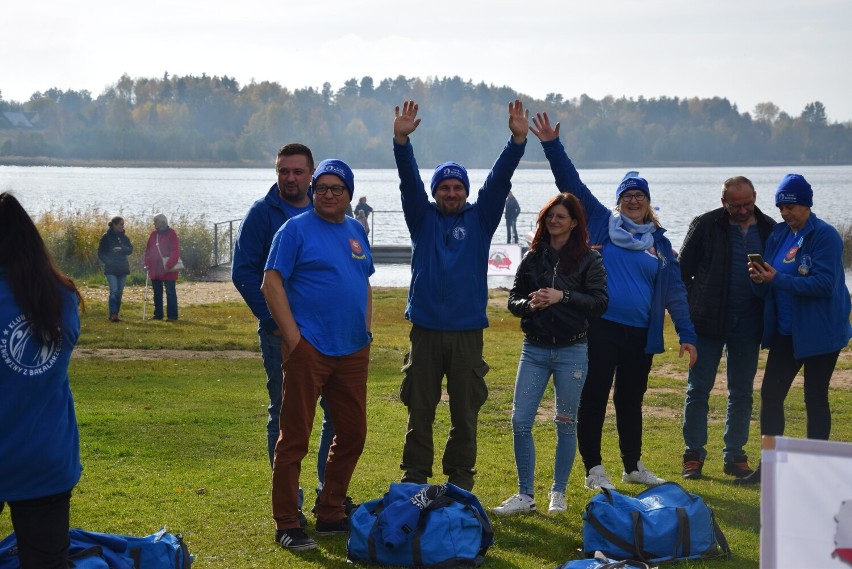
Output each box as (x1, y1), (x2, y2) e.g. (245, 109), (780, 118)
(315, 517), (350, 536)
(682, 450), (704, 480)
(723, 455), (755, 479)
(312, 494), (358, 517)
(733, 462), (761, 485)
(275, 528), (317, 551)
(298, 509), (308, 528)
(343, 496), (359, 517)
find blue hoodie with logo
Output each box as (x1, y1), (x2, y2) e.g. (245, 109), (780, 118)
(0, 269), (81, 501)
(393, 137), (525, 331)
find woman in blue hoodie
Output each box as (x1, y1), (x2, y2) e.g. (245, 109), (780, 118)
(738, 174), (852, 485)
(530, 113), (697, 492)
(0, 192), (83, 568)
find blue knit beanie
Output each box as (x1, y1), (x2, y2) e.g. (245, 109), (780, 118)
(775, 174), (813, 207)
(615, 171), (650, 204)
(430, 162), (470, 196)
(311, 159), (355, 201)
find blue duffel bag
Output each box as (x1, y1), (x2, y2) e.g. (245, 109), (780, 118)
(347, 482), (493, 567)
(582, 482), (730, 564)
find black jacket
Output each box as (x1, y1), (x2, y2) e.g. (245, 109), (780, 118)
(98, 229), (133, 276)
(679, 205), (775, 339)
(508, 244), (608, 345)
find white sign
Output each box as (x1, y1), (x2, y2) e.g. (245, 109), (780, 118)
(761, 436), (852, 568)
(487, 244), (523, 276)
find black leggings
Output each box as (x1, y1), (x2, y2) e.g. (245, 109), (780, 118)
(760, 333), (838, 439)
(1, 490), (71, 569)
(577, 318), (654, 473)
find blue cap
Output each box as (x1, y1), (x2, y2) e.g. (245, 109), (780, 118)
(311, 159), (355, 201)
(430, 162), (470, 196)
(775, 173), (813, 207)
(615, 171), (650, 203)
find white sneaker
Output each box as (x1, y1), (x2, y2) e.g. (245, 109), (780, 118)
(491, 493), (536, 516)
(584, 465), (616, 491)
(548, 491), (567, 514)
(622, 460), (666, 485)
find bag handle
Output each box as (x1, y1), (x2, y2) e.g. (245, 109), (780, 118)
(366, 500), (387, 564)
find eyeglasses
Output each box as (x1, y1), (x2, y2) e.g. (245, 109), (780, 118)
(314, 184), (347, 196)
(545, 212), (571, 221)
(725, 200), (755, 211)
(620, 192), (646, 203)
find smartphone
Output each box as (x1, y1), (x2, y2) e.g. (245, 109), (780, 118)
(747, 253), (766, 265)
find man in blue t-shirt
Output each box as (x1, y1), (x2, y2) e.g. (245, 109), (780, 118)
(262, 159), (374, 552)
(391, 100), (529, 491)
(231, 143), (341, 522)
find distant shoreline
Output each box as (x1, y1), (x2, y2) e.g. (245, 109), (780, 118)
(2, 156), (848, 170)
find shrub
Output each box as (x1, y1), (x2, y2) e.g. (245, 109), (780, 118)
(34, 208), (214, 280)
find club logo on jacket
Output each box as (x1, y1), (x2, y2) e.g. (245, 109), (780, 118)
(1, 314), (61, 376)
(350, 238), (366, 260)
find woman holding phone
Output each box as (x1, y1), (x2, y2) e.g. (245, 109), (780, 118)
(741, 174), (852, 484)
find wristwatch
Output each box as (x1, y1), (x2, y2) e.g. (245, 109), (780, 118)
(561, 290), (571, 304)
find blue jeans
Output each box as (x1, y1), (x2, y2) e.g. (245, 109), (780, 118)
(682, 309), (760, 462)
(512, 341), (588, 495)
(152, 279), (178, 320)
(259, 326), (335, 495)
(105, 274), (126, 316)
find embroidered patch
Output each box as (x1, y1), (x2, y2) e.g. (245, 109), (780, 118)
(350, 238), (363, 255)
(783, 245), (799, 264)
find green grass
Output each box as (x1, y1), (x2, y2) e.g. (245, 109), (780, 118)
(2, 288), (850, 568)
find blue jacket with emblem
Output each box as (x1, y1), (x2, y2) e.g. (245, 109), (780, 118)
(754, 212), (852, 359)
(540, 138), (696, 354)
(394, 137), (526, 331)
(0, 270), (81, 501)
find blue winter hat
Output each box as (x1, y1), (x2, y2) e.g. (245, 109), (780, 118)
(430, 162), (470, 196)
(311, 159), (355, 201)
(775, 173), (813, 207)
(615, 170), (650, 203)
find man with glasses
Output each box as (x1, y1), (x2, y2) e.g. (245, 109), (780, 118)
(231, 143), (342, 526)
(679, 176), (775, 480)
(263, 159), (373, 551)
(391, 99), (529, 491)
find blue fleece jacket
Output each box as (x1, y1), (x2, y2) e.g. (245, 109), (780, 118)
(753, 212), (852, 359)
(394, 137), (526, 331)
(232, 184), (310, 332)
(0, 271), (81, 501)
(540, 138), (696, 353)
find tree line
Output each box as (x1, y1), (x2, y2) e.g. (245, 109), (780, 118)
(1, 73), (850, 167)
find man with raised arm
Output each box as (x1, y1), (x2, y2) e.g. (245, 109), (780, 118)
(392, 99), (529, 491)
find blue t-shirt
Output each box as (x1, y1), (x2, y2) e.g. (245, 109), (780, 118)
(0, 271), (82, 501)
(266, 210), (374, 356)
(771, 230), (804, 335)
(600, 241), (658, 328)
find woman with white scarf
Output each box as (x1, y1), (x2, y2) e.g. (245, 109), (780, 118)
(530, 113), (697, 491)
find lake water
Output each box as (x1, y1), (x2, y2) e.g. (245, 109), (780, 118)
(2, 163), (851, 288)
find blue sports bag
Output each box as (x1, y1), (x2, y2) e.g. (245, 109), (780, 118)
(582, 482), (730, 564)
(0, 526), (191, 569)
(347, 482), (493, 567)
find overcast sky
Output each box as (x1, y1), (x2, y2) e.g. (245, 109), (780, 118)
(3, 0), (850, 122)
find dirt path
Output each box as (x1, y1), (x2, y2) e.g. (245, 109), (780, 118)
(77, 282), (852, 403)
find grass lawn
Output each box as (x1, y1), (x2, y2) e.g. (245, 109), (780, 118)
(3, 287), (850, 568)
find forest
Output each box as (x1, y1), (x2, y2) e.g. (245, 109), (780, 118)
(1, 73), (850, 168)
